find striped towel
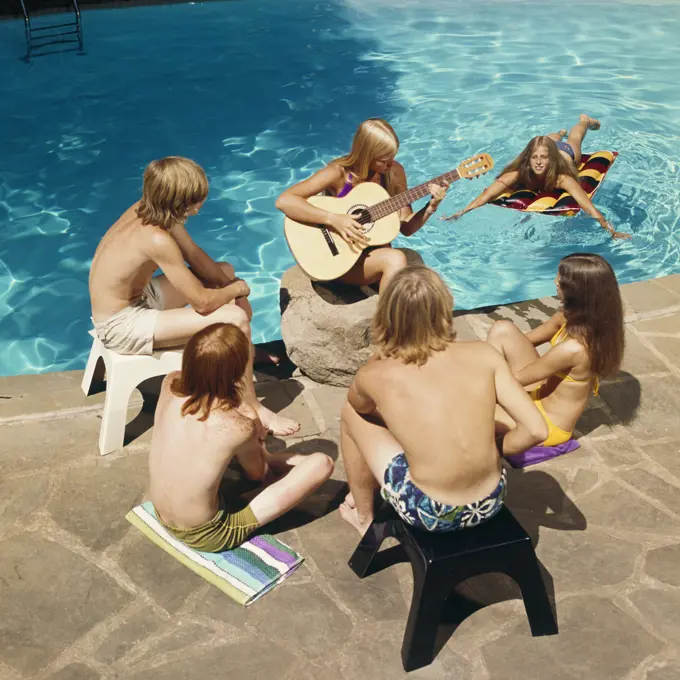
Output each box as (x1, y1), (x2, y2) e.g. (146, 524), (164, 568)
(125, 502), (304, 606)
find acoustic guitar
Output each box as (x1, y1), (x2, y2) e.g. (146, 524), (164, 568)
(284, 153), (494, 281)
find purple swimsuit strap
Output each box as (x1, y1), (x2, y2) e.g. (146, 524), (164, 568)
(336, 178), (353, 198)
(336, 171), (386, 198)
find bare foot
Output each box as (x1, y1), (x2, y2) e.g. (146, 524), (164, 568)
(580, 114), (600, 130)
(344, 491), (356, 509)
(338, 502), (373, 536)
(254, 346), (281, 367)
(558, 129), (567, 138)
(256, 404), (300, 437)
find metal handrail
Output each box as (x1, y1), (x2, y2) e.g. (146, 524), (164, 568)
(18, 0), (84, 62)
(18, 0), (32, 61)
(72, 0), (84, 52)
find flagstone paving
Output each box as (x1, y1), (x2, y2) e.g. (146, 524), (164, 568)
(2, 274), (680, 680)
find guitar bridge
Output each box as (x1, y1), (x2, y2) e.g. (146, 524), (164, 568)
(321, 227), (339, 256)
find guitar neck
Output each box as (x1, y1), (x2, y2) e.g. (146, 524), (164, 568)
(369, 168), (461, 220)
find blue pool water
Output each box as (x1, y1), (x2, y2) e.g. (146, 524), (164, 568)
(0, 0), (679, 376)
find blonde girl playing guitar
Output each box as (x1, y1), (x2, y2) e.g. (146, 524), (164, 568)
(275, 118), (450, 292)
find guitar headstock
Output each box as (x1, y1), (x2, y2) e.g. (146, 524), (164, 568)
(457, 153), (494, 179)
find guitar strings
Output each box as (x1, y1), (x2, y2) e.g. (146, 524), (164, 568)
(348, 156), (491, 225)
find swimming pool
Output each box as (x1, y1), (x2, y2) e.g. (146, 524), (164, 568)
(0, 0), (678, 376)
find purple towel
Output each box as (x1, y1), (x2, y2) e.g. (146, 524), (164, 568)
(506, 439), (580, 468)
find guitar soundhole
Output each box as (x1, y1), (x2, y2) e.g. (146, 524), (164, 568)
(348, 205), (374, 232)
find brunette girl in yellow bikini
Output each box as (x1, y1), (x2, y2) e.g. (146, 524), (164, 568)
(487, 253), (624, 447)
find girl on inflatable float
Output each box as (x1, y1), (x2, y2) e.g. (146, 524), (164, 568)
(443, 114), (631, 240)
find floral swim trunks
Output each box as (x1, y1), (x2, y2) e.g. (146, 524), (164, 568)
(380, 453), (507, 532)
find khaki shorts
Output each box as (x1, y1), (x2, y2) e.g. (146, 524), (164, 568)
(94, 278), (165, 355)
(159, 495), (259, 553)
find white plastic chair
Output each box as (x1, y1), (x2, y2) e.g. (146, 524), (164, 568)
(81, 330), (183, 456)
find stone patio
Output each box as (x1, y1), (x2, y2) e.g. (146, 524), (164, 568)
(2, 274), (680, 680)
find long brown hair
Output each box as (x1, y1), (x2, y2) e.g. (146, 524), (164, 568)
(137, 156), (209, 230)
(334, 118), (399, 194)
(498, 136), (579, 192)
(372, 265), (456, 365)
(558, 253), (624, 377)
(171, 323), (250, 421)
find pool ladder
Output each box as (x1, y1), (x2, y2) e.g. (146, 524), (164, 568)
(19, 0), (84, 62)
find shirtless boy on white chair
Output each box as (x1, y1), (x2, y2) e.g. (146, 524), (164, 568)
(88, 156), (298, 436)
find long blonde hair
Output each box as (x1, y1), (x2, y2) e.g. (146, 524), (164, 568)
(334, 118), (399, 194)
(498, 136), (579, 192)
(137, 156), (209, 230)
(372, 265), (456, 365)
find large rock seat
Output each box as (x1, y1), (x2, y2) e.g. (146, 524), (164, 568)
(280, 249), (422, 387)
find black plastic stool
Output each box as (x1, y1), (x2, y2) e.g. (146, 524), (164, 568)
(348, 503), (558, 672)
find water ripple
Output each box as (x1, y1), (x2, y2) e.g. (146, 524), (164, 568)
(0, 0), (678, 375)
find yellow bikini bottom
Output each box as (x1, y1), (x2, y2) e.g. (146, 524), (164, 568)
(530, 389), (573, 447)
